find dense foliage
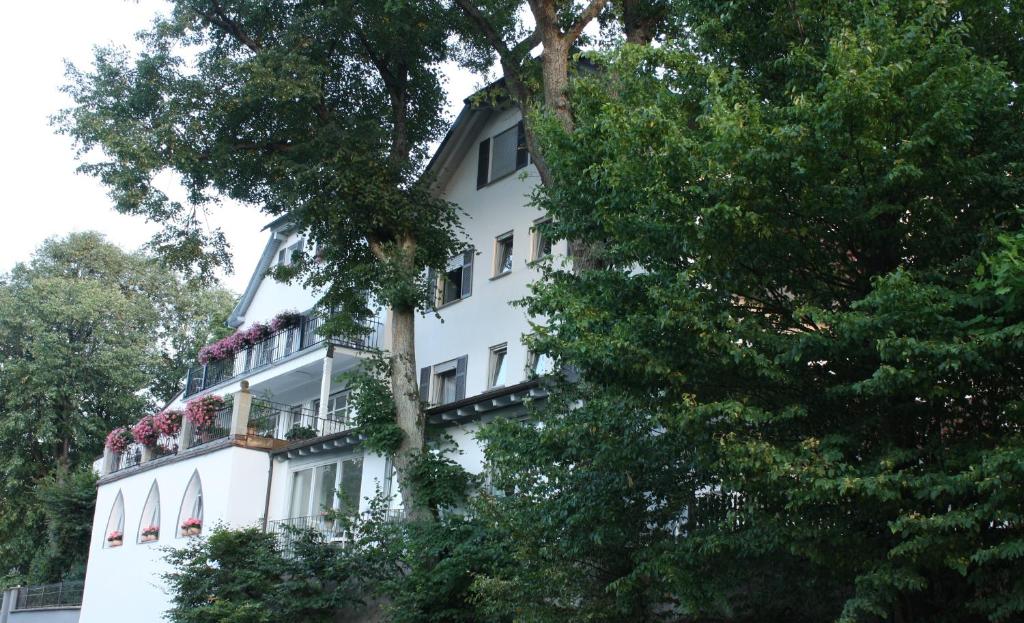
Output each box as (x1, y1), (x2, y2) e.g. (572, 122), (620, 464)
(476, 1), (1024, 621)
(57, 0), (468, 517)
(0, 232), (233, 583)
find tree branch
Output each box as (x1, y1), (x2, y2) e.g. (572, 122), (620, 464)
(198, 1), (262, 52)
(566, 0), (610, 44)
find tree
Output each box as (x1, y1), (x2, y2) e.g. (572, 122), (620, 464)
(0, 232), (233, 583)
(57, 0), (465, 518)
(163, 526), (362, 623)
(477, 1), (1024, 621)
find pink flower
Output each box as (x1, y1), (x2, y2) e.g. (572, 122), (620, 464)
(141, 525), (160, 537)
(153, 410), (183, 436)
(270, 311), (303, 332)
(107, 530), (123, 541)
(185, 395), (226, 430)
(105, 427), (132, 454)
(181, 517), (202, 530)
(131, 415), (159, 447)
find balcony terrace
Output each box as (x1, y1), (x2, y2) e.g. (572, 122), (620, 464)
(184, 314), (383, 398)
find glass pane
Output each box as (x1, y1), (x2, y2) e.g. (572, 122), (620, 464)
(498, 238), (513, 273)
(490, 127), (517, 180)
(315, 463), (338, 513)
(439, 371), (457, 404)
(289, 469), (312, 517)
(492, 350), (507, 387)
(340, 458), (364, 515)
(443, 268), (462, 303)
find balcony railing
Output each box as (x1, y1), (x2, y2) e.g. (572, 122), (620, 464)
(14, 580), (84, 610)
(188, 403), (233, 448)
(267, 509), (406, 549)
(112, 443), (143, 473)
(184, 315), (382, 398)
(248, 398), (355, 441)
(154, 432), (179, 458)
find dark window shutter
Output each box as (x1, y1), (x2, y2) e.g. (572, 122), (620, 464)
(455, 355), (468, 401)
(460, 250), (474, 298)
(515, 121), (529, 170)
(426, 268), (437, 307)
(477, 139), (491, 188)
(419, 367), (431, 403)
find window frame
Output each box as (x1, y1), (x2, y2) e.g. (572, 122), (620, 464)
(477, 121), (529, 189)
(493, 231), (514, 277)
(285, 455), (365, 520)
(488, 343), (508, 389)
(530, 218), (553, 262)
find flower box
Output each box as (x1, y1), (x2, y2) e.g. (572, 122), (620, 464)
(107, 531), (123, 548)
(180, 517), (202, 537)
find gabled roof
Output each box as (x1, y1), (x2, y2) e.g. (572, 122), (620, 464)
(226, 218), (296, 328)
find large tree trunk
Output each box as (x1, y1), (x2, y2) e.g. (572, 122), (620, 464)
(388, 302), (429, 520)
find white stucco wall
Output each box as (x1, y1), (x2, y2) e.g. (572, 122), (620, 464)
(241, 229), (322, 329)
(79, 447), (271, 623)
(415, 107), (557, 401)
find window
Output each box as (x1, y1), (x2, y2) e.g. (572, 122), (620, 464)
(178, 471), (204, 538)
(138, 482), (161, 544)
(477, 121), (529, 188)
(431, 251), (474, 306)
(420, 356), (468, 406)
(288, 457), (364, 518)
(526, 351), (555, 378)
(313, 390), (355, 425)
(104, 491), (125, 548)
(435, 366), (458, 405)
(531, 219), (553, 261)
(489, 344), (508, 388)
(278, 238), (305, 266)
(494, 232), (514, 276)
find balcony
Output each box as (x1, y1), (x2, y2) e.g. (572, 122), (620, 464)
(247, 398), (355, 441)
(184, 314), (383, 398)
(267, 509), (406, 549)
(10, 580), (84, 610)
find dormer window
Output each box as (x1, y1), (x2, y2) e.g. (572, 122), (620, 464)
(477, 121), (529, 188)
(278, 238), (305, 266)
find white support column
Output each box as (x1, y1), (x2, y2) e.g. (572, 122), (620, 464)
(179, 411), (195, 452)
(0, 587), (16, 622)
(101, 447), (116, 476)
(318, 345), (334, 425)
(230, 380), (253, 436)
(141, 446), (155, 463)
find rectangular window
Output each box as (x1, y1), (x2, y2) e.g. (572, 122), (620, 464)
(526, 351), (554, 378)
(314, 391), (353, 424)
(429, 356), (467, 405)
(287, 457), (363, 519)
(339, 457), (363, 515)
(494, 232), (514, 276)
(489, 344), (508, 388)
(477, 121), (529, 188)
(289, 469), (313, 518)
(433, 251), (473, 306)
(531, 219), (553, 261)
(435, 368), (457, 405)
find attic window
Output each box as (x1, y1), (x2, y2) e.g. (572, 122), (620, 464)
(477, 121), (529, 188)
(278, 239), (305, 266)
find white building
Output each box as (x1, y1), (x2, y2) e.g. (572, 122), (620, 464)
(78, 102), (557, 622)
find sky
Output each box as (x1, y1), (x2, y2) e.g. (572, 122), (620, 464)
(0, 1), (480, 294)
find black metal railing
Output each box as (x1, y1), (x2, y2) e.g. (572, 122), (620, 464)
(184, 315), (383, 397)
(112, 444), (143, 473)
(153, 433), (179, 458)
(188, 404), (233, 448)
(248, 398), (355, 441)
(14, 580), (84, 610)
(268, 509), (406, 547)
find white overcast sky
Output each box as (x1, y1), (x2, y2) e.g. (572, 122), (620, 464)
(0, 0), (481, 294)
